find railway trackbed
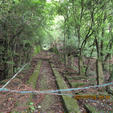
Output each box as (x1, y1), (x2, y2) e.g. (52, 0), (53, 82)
(0, 51), (112, 113)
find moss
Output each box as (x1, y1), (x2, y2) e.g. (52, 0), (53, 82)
(71, 82), (86, 88)
(67, 76), (87, 80)
(28, 60), (41, 88)
(51, 64), (80, 113)
(27, 60), (42, 110)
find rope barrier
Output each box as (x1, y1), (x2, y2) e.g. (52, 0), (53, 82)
(0, 88), (73, 96)
(0, 82), (112, 96)
(2, 63), (28, 88)
(0, 61), (112, 96)
(46, 82), (113, 93)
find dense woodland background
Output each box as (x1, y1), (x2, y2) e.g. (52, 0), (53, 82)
(0, 0), (113, 87)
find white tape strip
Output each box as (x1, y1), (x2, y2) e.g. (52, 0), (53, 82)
(2, 63), (28, 88)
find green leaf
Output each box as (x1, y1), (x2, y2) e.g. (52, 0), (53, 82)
(29, 102), (34, 105)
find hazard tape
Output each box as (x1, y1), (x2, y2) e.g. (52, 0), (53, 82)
(0, 82), (112, 96)
(2, 63), (28, 88)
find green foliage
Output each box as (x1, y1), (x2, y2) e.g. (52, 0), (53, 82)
(0, 0), (54, 79)
(33, 46), (41, 55)
(49, 47), (59, 54)
(0, 0), (113, 81)
(28, 102), (35, 113)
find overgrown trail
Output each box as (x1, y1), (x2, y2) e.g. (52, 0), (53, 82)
(0, 52), (65, 112)
(35, 60), (64, 113)
(0, 51), (112, 113)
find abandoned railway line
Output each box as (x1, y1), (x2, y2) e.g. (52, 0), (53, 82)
(0, 51), (112, 113)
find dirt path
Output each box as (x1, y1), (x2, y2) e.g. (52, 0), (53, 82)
(35, 60), (64, 113)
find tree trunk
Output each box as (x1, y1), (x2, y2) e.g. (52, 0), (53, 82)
(95, 37), (104, 85)
(78, 55), (84, 75)
(96, 59), (104, 85)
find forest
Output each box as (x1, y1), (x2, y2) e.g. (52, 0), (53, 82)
(0, 0), (113, 113)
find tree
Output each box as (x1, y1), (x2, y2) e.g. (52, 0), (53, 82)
(0, 0), (51, 80)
